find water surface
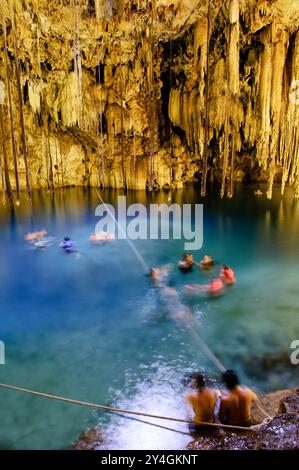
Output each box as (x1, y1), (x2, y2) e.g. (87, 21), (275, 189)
(0, 184), (298, 449)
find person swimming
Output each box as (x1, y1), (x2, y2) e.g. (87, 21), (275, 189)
(89, 231), (115, 244)
(207, 277), (224, 296)
(33, 236), (58, 249)
(178, 253), (194, 271)
(24, 230), (47, 243)
(220, 265), (236, 285)
(150, 265), (172, 288)
(185, 277), (224, 297)
(61, 237), (77, 253)
(219, 369), (258, 427)
(199, 255), (215, 270)
(186, 373), (221, 430)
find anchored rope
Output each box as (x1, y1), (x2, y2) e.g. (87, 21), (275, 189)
(95, 191), (271, 420)
(0, 383), (254, 432)
(96, 190), (149, 273)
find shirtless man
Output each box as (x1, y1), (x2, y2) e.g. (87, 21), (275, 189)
(186, 373), (221, 427)
(219, 369), (258, 427)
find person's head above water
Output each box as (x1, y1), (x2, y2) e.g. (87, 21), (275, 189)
(150, 267), (158, 278)
(222, 369), (240, 390)
(64, 237), (70, 241)
(193, 372), (208, 389)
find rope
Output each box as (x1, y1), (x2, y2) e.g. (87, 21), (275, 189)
(96, 190), (150, 273)
(114, 413), (192, 437)
(0, 383), (254, 432)
(186, 326), (226, 373)
(95, 191), (270, 420)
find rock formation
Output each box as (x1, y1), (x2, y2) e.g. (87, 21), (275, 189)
(188, 388), (299, 450)
(0, 0), (298, 203)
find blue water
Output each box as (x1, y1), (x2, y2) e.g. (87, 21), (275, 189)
(0, 185), (298, 449)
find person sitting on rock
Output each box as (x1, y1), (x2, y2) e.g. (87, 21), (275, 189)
(186, 373), (221, 430)
(219, 369), (258, 427)
(220, 265), (236, 285)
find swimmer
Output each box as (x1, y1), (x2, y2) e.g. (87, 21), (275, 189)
(150, 265), (172, 287)
(61, 237), (77, 253)
(199, 255), (215, 271)
(25, 230), (47, 243)
(185, 277), (224, 297)
(178, 253), (194, 271)
(186, 373), (221, 428)
(220, 265), (236, 285)
(207, 277), (224, 296)
(33, 236), (58, 249)
(89, 231), (115, 244)
(219, 369), (258, 427)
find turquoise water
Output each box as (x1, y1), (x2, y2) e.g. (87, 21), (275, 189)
(0, 185), (298, 450)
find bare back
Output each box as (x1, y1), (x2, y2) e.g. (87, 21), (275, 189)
(187, 388), (219, 424)
(219, 386), (258, 426)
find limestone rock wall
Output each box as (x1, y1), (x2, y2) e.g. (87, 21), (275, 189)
(0, 0), (298, 200)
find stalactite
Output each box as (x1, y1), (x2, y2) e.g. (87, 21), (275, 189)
(221, 114), (230, 198)
(73, 0), (83, 127)
(229, 127), (235, 198)
(0, 0), (297, 196)
(224, 0), (240, 199)
(98, 61), (105, 186)
(9, 0), (32, 201)
(200, 0), (211, 197)
(146, 1), (156, 189)
(1, 0), (20, 200)
(119, 61), (126, 191)
(0, 81), (5, 204)
(59, 139), (65, 188)
(133, 129), (136, 174)
(42, 132), (50, 190)
(55, 137), (60, 187)
(0, 104), (14, 210)
(47, 123), (54, 190)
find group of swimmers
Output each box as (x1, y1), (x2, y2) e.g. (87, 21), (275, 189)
(186, 369), (258, 430)
(24, 230), (78, 253)
(24, 229), (115, 252)
(179, 253), (235, 297)
(25, 230), (259, 433)
(151, 253), (235, 298)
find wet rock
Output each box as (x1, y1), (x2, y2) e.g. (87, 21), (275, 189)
(73, 388), (299, 450)
(243, 352), (292, 379)
(189, 388), (299, 450)
(279, 388), (299, 414)
(74, 427), (103, 450)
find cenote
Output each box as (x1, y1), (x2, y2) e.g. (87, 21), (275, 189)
(0, 184), (298, 450)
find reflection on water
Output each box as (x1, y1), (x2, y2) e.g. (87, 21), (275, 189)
(0, 184), (299, 450)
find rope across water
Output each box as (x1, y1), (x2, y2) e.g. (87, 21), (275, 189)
(0, 383), (255, 433)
